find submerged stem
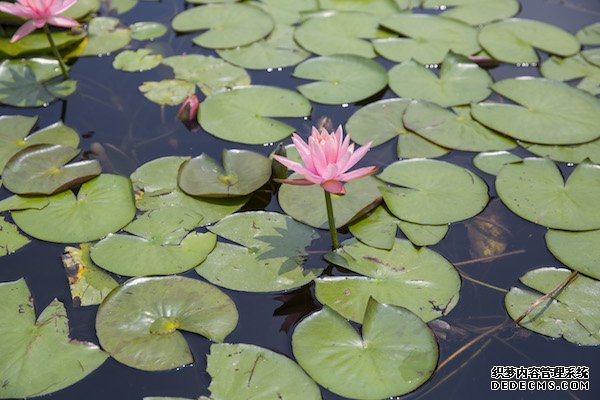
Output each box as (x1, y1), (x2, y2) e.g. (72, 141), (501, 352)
(44, 25), (69, 80)
(323, 190), (339, 249)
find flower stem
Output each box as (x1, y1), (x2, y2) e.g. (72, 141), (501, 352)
(44, 25), (69, 80)
(323, 190), (340, 249)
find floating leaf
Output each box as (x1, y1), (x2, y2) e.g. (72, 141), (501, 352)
(172, 3), (274, 49)
(422, 0), (519, 25)
(520, 139), (600, 165)
(0, 279), (107, 398)
(472, 151), (521, 175)
(12, 174), (136, 243)
(478, 18), (580, 64)
(96, 276), (238, 371)
(388, 54), (492, 107)
(279, 174), (381, 229)
(139, 80), (196, 106)
(131, 156), (248, 224)
(397, 219), (448, 247)
(217, 24), (309, 69)
(576, 22), (600, 45)
(206, 343), (321, 400)
(472, 78), (600, 145)
(178, 150), (271, 197)
(294, 55), (387, 104)
(0, 194), (49, 213)
(162, 55), (250, 96)
(403, 101), (515, 152)
(2, 144), (101, 195)
(292, 299), (438, 399)
(319, 238), (459, 322)
(0, 58), (76, 107)
(197, 211), (323, 292)
(505, 267), (600, 346)
(109, 0), (137, 13)
(79, 17), (131, 56)
(0, 31), (86, 57)
(0, 216), (29, 256)
(130, 22), (168, 41)
(374, 14), (480, 64)
(91, 207), (216, 276)
(256, 0), (318, 25)
(199, 85), (311, 144)
(62, 244), (118, 306)
(294, 12), (386, 58)
(496, 158), (600, 231)
(113, 49), (162, 72)
(546, 229), (600, 280)
(540, 54), (600, 86)
(0, 115), (79, 172)
(63, 0), (100, 18)
(318, 0), (401, 16)
(379, 159), (488, 225)
(582, 48), (600, 68)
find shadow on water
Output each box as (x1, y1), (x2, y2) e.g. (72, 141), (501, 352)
(1, 0), (600, 399)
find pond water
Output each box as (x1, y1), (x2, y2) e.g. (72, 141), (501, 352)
(1, 0), (600, 399)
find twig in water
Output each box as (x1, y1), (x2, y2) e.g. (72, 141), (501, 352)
(454, 249), (526, 267)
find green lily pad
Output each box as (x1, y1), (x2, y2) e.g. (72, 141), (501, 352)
(196, 211), (323, 292)
(2, 144), (101, 195)
(96, 276), (238, 371)
(403, 101), (515, 152)
(0, 216), (29, 256)
(505, 267), (600, 346)
(0, 279), (108, 398)
(374, 14), (480, 64)
(318, 0), (401, 16)
(217, 24), (309, 69)
(478, 18), (580, 64)
(162, 55), (250, 96)
(255, 0), (318, 25)
(62, 244), (119, 306)
(0, 31), (86, 57)
(582, 48), (600, 67)
(292, 299), (438, 399)
(294, 12), (387, 58)
(0, 194), (49, 213)
(576, 22), (600, 45)
(79, 17), (131, 56)
(345, 98), (449, 158)
(131, 156), (248, 224)
(540, 53), (600, 84)
(279, 174), (382, 229)
(113, 49), (163, 72)
(319, 238), (459, 323)
(130, 22), (168, 41)
(496, 158), (600, 231)
(294, 55), (388, 104)
(206, 343), (321, 400)
(172, 3), (274, 49)
(575, 76), (600, 96)
(63, 0), (101, 18)
(199, 85), (311, 144)
(109, 0), (137, 13)
(546, 229), (600, 280)
(12, 174), (136, 243)
(379, 159), (489, 225)
(422, 0), (520, 25)
(91, 207), (216, 276)
(520, 139), (600, 165)
(349, 205), (447, 249)
(0, 115), (79, 172)
(0, 58), (76, 107)
(139, 80), (196, 106)
(388, 54), (492, 107)
(178, 150), (271, 197)
(471, 78), (600, 145)
(473, 151), (521, 175)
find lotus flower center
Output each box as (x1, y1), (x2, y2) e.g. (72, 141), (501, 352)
(218, 174), (239, 186)
(150, 317), (180, 335)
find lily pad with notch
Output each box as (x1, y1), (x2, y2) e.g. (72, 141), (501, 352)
(139, 80), (196, 106)
(505, 267), (600, 346)
(113, 49), (163, 72)
(379, 159), (489, 225)
(496, 158), (600, 231)
(0, 216), (30, 257)
(292, 298), (438, 399)
(422, 0), (520, 25)
(90, 207), (216, 276)
(2, 144), (101, 195)
(130, 22), (167, 41)
(96, 276), (238, 371)
(473, 151), (521, 175)
(546, 229), (600, 280)
(79, 17), (131, 56)
(12, 174), (136, 243)
(178, 149), (271, 198)
(196, 211), (323, 292)
(318, 237), (460, 323)
(519, 139), (600, 165)
(0, 279), (108, 398)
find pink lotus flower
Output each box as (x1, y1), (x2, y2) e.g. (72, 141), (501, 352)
(0, 0), (80, 43)
(273, 126), (377, 195)
(177, 94), (200, 123)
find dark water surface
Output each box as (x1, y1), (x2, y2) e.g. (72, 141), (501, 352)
(1, 0), (600, 399)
